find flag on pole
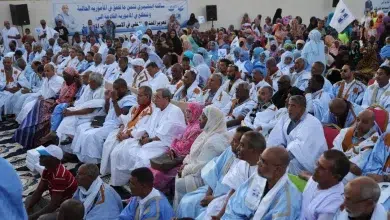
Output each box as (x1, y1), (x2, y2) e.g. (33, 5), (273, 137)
(329, 0), (356, 33)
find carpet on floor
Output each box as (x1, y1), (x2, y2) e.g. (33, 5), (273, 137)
(0, 119), (131, 200)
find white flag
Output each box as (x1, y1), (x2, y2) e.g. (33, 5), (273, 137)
(330, 0), (356, 33)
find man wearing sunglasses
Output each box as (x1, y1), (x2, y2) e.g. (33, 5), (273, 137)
(333, 64), (366, 105)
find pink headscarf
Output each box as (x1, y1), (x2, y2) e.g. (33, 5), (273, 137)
(63, 67), (78, 76)
(171, 102), (204, 157)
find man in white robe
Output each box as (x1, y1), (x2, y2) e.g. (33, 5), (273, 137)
(66, 47), (80, 69)
(32, 44), (46, 62)
(35, 20), (58, 50)
(222, 82), (256, 129)
(16, 63), (64, 123)
(108, 88), (186, 186)
(305, 74), (332, 121)
(2, 21), (21, 54)
(131, 59), (150, 89)
(267, 95), (327, 175)
(176, 126), (252, 219)
(362, 66), (390, 112)
(267, 57), (290, 92)
(300, 150), (349, 220)
(82, 53), (105, 75)
(102, 55), (119, 83)
(197, 131), (265, 219)
(333, 64), (366, 105)
(116, 57), (135, 86)
(249, 67), (270, 102)
(333, 177), (388, 220)
(70, 78), (136, 164)
(173, 70), (201, 102)
(221, 65), (243, 98)
(0, 57), (22, 115)
(333, 109), (381, 183)
(291, 57), (311, 91)
(197, 74), (230, 110)
(53, 73), (105, 144)
(322, 98), (363, 129)
(222, 147), (302, 219)
(145, 62), (170, 92)
(243, 86), (277, 136)
(79, 35), (91, 55)
(9, 59), (42, 115)
(56, 48), (71, 76)
(100, 86), (154, 182)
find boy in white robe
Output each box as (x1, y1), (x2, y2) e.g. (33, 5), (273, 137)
(109, 88), (186, 186)
(70, 78), (136, 164)
(197, 73), (230, 110)
(222, 147), (302, 219)
(267, 95), (327, 175)
(333, 177), (388, 220)
(300, 150), (350, 220)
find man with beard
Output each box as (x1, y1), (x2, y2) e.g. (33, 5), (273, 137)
(243, 86), (277, 136)
(221, 64), (243, 98)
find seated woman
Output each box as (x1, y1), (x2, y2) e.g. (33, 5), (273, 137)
(13, 66), (80, 149)
(149, 102), (203, 194)
(173, 106), (230, 208)
(40, 72), (105, 145)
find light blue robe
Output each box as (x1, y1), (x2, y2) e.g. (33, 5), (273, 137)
(361, 132), (390, 210)
(73, 183), (123, 220)
(306, 90), (332, 121)
(177, 147), (235, 218)
(322, 103), (363, 128)
(333, 80), (366, 105)
(119, 192), (174, 220)
(222, 174), (302, 220)
(303, 77), (334, 98)
(76, 60), (89, 73)
(0, 157), (27, 220)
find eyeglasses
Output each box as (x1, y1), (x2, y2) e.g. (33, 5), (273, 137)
(228, 64), (238, 68)
(341, 69), (349, 72)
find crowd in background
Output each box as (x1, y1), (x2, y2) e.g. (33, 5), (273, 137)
(2, 5), (390, 220)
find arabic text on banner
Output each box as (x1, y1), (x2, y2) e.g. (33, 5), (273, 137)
(52, 0), (188, 34)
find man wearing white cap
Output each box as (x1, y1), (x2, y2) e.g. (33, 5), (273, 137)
(25, 145), (78, 220)
(131, 58), (150, 88)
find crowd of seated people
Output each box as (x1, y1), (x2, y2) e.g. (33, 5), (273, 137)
(3, 7), (390, 220)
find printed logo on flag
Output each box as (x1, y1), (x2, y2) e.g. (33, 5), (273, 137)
(337, 9), (350, 24)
